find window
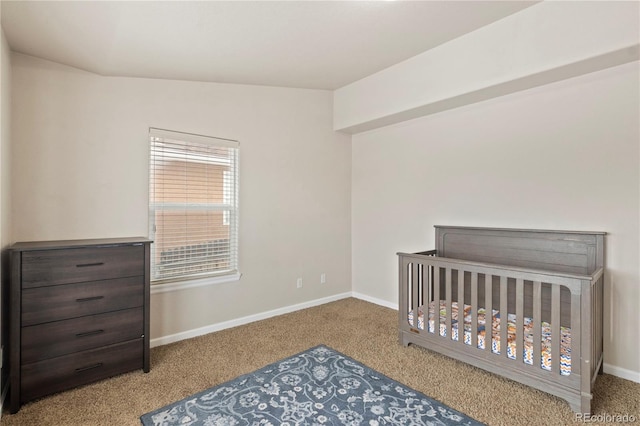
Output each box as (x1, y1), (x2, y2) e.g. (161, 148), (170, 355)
(149, 128), (239, 285)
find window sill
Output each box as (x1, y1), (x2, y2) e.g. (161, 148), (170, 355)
(150, 272), (242, 295)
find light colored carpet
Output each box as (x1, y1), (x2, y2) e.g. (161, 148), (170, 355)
(2, 298), (638, 425)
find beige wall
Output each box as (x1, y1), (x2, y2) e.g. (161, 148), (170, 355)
(7, 15), (638, 382)
(1, 22), (13, 392)
(351, 62), (640, 377)
(334, 1), (640, 133)
(11, 53), (352, 339)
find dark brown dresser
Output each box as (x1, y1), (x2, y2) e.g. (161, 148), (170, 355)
(9, 237), (152, 413)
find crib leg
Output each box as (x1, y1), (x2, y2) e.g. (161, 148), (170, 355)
(570, 394), (591, 416)
(581, 395), (591, 416)
(398, 331), (410, 347)
(598, 362), (604, 375)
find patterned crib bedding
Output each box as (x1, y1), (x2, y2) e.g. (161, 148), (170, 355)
(408, 301), (572, 376)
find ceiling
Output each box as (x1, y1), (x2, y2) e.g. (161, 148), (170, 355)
(1, 1), (537, 90)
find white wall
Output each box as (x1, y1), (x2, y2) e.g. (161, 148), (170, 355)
(11, 54), (352, 339)
(351, 61), (640, 378)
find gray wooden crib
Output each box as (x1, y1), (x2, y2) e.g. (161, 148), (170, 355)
(398, 226), (605, 414)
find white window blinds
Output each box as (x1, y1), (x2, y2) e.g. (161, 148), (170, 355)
(149, 128), (239, 283)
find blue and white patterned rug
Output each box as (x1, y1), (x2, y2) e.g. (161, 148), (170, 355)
(140, 345), (484, 426)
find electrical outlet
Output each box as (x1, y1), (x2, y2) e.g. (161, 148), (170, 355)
(296, 278), (303, 289)
(320, 273), (326, 284)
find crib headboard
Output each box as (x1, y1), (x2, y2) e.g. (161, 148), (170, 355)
(435, 226), (605, 276)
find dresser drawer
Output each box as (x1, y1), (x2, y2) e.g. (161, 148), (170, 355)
(22, 308), (143, 364)
(22, 276), (144, 326)
(21, 245), (144, 288)
(21, 339), (143, 403)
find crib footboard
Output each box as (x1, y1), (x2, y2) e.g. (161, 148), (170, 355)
(398, 251), (603, 414)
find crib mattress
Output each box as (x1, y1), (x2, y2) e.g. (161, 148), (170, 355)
(407, 301), (572, 376)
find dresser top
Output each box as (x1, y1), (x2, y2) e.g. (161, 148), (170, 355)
(10, 237), (152, 252)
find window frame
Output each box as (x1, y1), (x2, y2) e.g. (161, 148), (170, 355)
(148, 128), (240, 293)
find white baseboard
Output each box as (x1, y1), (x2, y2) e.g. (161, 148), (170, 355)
(604, 363), (640, 384)
(149, 291), (640, 385)
(150, 292), (352, 348)
(351, 291), (398, 310)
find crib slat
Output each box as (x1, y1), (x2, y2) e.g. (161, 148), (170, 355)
(485, 274), (492, 353)
(591, 283), (596, 377)
(427, 265), (432, 314)
(458, 269), (464, 345)
(500, 276), (508, 358)
(433, 266), (440, 336)
(471, 272), (478, 349)
(571, 291), (581, 376)
(400, 258), (408, 335)
(516, 279), (524, 362)
(533, 281), (542, 371)
(446, 268), (452, 340)
(417, 264), (423, 318)
(551, 284), (561, 375)
(412, 263), (420, 329)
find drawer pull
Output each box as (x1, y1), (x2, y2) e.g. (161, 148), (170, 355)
(76, 262), (105, 268)
(75, 329), (105, 338)
(75, 363), (103, 373)
(75, 295), (104, 303)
